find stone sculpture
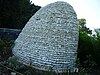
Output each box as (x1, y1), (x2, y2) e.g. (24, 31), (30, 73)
(13, 1), (79, 73)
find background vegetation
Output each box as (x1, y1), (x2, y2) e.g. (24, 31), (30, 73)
(0, 0), (41, 29)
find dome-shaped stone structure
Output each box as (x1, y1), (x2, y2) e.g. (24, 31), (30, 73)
(13, 1), (79, 73)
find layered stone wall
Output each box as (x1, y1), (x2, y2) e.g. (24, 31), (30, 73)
(13, 1), (79, 73)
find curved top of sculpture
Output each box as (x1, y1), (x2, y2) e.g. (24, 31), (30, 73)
(13, 1), (79, 73)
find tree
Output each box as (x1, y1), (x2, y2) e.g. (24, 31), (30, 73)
(0, 0), (41, 29)
(77, 19), (96, 68)
(92, 30), (100, 66)
(78, 19), (92, 35)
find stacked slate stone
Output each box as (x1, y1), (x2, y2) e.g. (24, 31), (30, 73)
(13, 1), (79, 73)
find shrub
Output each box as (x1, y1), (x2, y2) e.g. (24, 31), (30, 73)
(0, 39), (14, 60)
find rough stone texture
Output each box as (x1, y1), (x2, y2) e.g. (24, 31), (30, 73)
(13, 1), (79, 73)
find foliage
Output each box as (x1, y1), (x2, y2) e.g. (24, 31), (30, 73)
(0, 39), (14, 60)
(78, 19), (92, 34)
(77, 18), (100, 70)
(0, 56), (26, 75)
(0, 0), (41, 29)
(92, 31), (100, 66)
(7, 56), (26, 71)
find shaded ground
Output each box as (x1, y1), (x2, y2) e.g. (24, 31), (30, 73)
(1, 64), (100, 75)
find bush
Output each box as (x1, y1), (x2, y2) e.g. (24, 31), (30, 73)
(0, 39), (14, 60)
